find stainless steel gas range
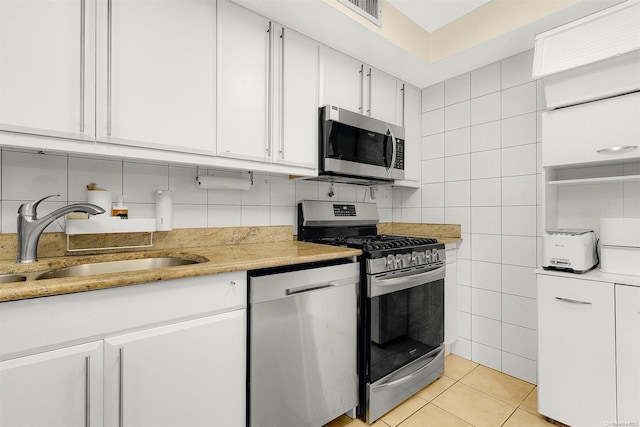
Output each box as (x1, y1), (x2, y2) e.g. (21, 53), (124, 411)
(298, 200), (445, 424)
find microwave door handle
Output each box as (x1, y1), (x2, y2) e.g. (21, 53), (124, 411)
(386, 126), (396, 176)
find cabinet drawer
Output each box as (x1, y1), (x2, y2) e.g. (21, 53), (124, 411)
(0, 272), (246, 360)
(542, 92), (640, 167)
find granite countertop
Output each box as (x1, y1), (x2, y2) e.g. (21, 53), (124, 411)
(0, 241), (361, 303)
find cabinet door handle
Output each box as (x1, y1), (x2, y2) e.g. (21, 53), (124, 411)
(266, 21), (273, 157)
(596, 145), (638, 154)
(85, 355), (91, 427)
(358, 64), (364, 113)
(107, 0), (113, 136)
(80, 0), (86, 133)
(555, 296), (592, 305)
(119, 347), (124, 427)
(280, 27), (285, 159)
(367, 67), (372, 116)
(400, 83), (405, 127)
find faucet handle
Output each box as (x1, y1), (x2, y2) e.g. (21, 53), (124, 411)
(18, 194), (60, 218)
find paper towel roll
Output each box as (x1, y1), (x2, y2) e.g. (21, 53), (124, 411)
(196, 175), (252, 191)
(155, 190), (173, 231)
(86, 190), (111, 215)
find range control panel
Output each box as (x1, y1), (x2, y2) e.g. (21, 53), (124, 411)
(333, 204), (357, 217)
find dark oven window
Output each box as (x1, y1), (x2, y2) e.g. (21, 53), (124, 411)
(368, 279), (444, 382)
(327, 122), (387, 167)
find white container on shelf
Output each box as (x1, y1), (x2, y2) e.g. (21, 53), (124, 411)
(599, 218), (640, 276)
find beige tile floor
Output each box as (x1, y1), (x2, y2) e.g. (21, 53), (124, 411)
(324, 354), (555, 427)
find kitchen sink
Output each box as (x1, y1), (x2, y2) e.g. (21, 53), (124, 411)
(0, 274), (27, 284)
(35, 257), (202, 280)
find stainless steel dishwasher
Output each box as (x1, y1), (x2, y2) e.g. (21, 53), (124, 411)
(248, 261), (359, 427)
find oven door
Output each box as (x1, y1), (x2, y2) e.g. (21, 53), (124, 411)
(365, 265), (445, 423)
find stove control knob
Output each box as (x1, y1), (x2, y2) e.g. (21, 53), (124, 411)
(386, 254), (396, 270)
(411, 251), (418, 266)
(433, 250), (441, 262)
(395, 255), (404, 269)
(425, 250), (432, 263)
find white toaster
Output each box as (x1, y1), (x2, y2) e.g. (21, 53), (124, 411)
(542, 229), (598, 273)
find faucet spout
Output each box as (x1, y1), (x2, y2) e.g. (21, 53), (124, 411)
(16, 195), (106, 263)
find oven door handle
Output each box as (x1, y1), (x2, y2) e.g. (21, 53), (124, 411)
(372, 347), (442, 390)
(369, 266), (445, 297)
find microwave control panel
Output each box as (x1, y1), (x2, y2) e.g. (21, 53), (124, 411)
(394, 139), (405, 170)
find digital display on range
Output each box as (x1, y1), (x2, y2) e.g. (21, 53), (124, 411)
(333, 204), (356, 217)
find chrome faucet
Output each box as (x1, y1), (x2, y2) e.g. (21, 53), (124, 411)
(16, 194), (105, 263)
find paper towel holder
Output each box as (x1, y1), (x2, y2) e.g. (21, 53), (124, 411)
(196, 171), (254, 190)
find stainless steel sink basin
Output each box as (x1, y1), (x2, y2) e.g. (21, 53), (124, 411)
(36, 257), (201, 280)
(0, 274), (27, 284)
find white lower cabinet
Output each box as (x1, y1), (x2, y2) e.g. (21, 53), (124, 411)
(616, 284), (640, 424)
(0, 341), (104, 427)
(0, 272), (246, 427)
(104, 312), (245, 427)
(537, 274), (617, 426)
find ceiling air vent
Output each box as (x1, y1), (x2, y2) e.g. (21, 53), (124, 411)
(338, 0), (381, 26)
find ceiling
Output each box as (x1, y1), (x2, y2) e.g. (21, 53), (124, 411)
(386, 0), (492, 32)
(231, 0), (626, 88)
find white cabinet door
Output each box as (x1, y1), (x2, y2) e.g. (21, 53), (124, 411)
(275, 26), (318, 169)
(104, 312), (246, 427)
(367, 67), (398, 125)
(542, 91), (640, 167)
(217, 0), (270, 162)
(319, 46), (363, 114)
(537, 274), (617, 426)
(0, 0), (95, 141)
(616, 284), (640, 424)
(0, 341), (103, 427)
(96, 0), (216, 154)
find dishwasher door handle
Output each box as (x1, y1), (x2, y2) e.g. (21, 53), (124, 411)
(285, 283), (335, 296)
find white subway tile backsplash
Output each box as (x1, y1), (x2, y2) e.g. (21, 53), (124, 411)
(470, 260), (501, 292)
(502, 175), (536, 206)
(445, 101), (471, 131)
(459, 311), (471, 339)
(536, 79), (546, 112)
(444, 180), (470, 207)
(458, 233), (471, 260)
(471, 234), (501, 263)
(471, 149), (501, 180)
(445, 207), (471, 233)
(2, 150), (68, 201)
(453, 338), (472, 359)
(169, 165), (206, 205)
(421, 207), (445, 223)
(422, 158), (445, 184)
(294, 180), (318, 202)
(445, 154), (471, 182)
(401, 207), (421, 222)
(501, 50), (534, 90)
(422, 82), (445, 113)
(502, 235), (537, 267)
(501, 82), (537, 119)
(126, 203), (155, 219)
(207, 204), (241, 227)
(444, 127), (471, 157)
(445, 73), (471, 106)
(501, 113), (536, 148)
(471, 178), (501, 207)
(458, 259), (471, 286)
(502, 206), (536, 236)
(502, 144), (537, 177)
(422, 134), (445, 160)
(557, 183), (624, 230)
(472, 342), (501, 371)
(270, 206), (295, 227)
(422, 183), (445, 208)
(242, 205), (270, 226)
(270, 175), (296, 207)
(173, 204), (208, 229)
(471, 121), (501, 153)
(401, 187), (421, 208)
(502, 323), (537, 361)
(472, 314), (501, 346)
(242, 174), (271, 206)
(471, 206), (501, 235)
(471, 92), (501, 125)
(471, 62), (501, 98)
(503, 294), (537, 330)
(459, 284), (472, 312)
(206, 169), (243, 205)
(422, 108), (445, 136)
(123, 162), (168, 203)
(502, 352), (537, 385)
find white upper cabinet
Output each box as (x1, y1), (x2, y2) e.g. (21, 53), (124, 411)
(320, 46), (401, 126)
(217, 0), (318, 171)
(95, 0), (216, 154)
(0, 0), (95, 141)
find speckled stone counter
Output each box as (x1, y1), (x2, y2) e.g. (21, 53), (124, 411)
(0, 226), (360, 302)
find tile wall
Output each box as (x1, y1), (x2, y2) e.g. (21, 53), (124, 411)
(0, 149), (393, 234)
(416, 50), (543, 384)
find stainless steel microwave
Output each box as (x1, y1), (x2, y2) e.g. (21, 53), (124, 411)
(319, 105), (405, 184)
